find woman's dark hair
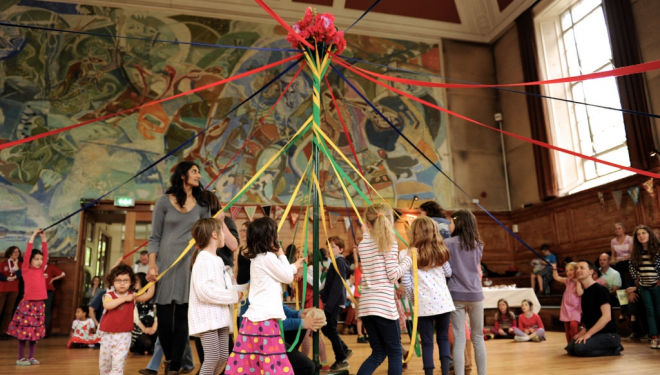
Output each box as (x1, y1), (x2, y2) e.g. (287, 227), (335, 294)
(200, 190), (221, 215)
(419, 201), (446, 218)
(135, 272), (147, 289)
(451, 210), (483, 251)
(4, 246), (20, 258)
(245, 217), (279, 259)
(105, 264), (135, 288)
(29, 249), (43, 263)
(631, 225), (660, 266)
(165, 161), (208, 209)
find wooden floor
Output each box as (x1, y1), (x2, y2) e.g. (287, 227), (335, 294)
(0, 332), (657, 374)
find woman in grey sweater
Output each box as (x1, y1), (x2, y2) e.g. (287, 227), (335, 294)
(147, 161), (210, 374)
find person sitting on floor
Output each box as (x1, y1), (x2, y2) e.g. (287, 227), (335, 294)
(513, 299), (546, 342)
(565, 260), (623, 357)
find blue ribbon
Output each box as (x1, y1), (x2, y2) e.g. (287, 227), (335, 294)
(338, 55), (660, 120)
(344, 0), (382, 33)
(332, 64), (551, 264)
(0, 21), (299, 53)
(42, 58), (303, 231)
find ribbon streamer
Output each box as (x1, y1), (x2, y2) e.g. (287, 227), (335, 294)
(344, 0), (382, 33)
(253, 0), (314, 50)
(333, 59), (660, 180)
(0, 21), (298, 52)
(0, 54), (302, 151)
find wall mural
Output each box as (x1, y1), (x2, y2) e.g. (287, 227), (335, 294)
(0, 0), (451, 256)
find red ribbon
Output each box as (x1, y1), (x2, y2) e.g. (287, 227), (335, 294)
(324, 76), (372, 199)
(344, 57), (660, 89)
(120, 240), (149, 261)
(334, 57), (660, 179)
(0, 53), (302, 151)
(254, 0), (314, 50)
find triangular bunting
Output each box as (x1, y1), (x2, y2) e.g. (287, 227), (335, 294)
(597, 191), (605, 209)
(642, 178), (655, 197)
(627, 186), (640, 205)
(289, 212), (300, 227)
(262, 205), (271, 217)
(230, 206), (242, 219)
(344, 217), (351, 230)
(273, 206), (284, 219)
(244, 206), (257, 221)
(612, 190), (623, 210)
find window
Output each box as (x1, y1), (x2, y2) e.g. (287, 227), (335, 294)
(535, 0), (632, 194)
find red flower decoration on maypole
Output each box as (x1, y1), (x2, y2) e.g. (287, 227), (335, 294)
(287, 7), (346, 54)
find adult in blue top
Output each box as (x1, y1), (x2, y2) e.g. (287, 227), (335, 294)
(419, 201), (452, 239)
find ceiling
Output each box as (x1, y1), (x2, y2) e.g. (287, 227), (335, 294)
(53, 0), (536, 43)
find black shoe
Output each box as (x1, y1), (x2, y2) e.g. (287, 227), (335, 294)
(330, 360), (349, 370)
(357, 335), (369, 343)
(138, 370), (158, 375)
(345, 348), (353, 359)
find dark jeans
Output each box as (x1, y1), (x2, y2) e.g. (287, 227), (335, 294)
(357, 315), (402, 375)
(639, 285), (660, 336)
(322, 305), (348, 362)
(418, 313), (451, 375)
(157, 303), (189, 371)
(285, 328), (317, 374)
(565, 332), (622, 357)
(45, 290), (54, 333)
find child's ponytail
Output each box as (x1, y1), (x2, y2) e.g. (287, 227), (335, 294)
(365, 203), (395, 253)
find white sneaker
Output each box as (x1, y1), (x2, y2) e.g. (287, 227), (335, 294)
(514, 335), (530, 342)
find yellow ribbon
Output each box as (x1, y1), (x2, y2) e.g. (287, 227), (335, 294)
(136, 115), (313, 296)
(403, 248), (419, 363)
(277, 157), (313, 232)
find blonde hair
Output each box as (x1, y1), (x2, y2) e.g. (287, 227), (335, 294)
(365, 203), (395, 253)
(410, 216), (449, 269)
(565, 262), (578, 272)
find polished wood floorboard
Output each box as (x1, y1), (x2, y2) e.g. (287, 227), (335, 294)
(0, 332), (657, 374)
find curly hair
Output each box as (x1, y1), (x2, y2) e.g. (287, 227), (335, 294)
(631, 225), (660, 266)
(105, 263), (135, 289)
(4, 246), (20, 259)
(165, 161), (208, 209)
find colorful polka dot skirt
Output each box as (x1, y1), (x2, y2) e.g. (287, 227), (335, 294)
(7, 299), (45, 341)
(225, 317), (293, 375)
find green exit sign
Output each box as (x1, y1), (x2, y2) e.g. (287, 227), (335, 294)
(114, 196), (135, 207)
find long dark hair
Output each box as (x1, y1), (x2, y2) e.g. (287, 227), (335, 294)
(246, 217), (279, 259)
(419, 201), (446, 218)
(631, 225), (660, 267)
(451, 210), (483, 251)
(4, 246), (20, 258)
(494, 298), (515, 322)
(165, 161), (208, 209)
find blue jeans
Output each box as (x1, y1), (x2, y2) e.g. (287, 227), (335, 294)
(357, 316), (402, 375)
(639, 285), (660, 336)
(418, 313), (450, 375)
(147, 337), (195, 371)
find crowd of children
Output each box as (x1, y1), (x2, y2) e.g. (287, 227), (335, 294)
(8, 194), (660, 374)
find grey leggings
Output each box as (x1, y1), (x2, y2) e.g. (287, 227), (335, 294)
(450, 300), (487, 375)
(199, 327), (230, 375)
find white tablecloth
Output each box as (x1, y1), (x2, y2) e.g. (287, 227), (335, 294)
(482, 287), (541, 313)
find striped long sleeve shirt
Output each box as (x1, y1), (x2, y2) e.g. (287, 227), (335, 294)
(357, 232), (412, 320)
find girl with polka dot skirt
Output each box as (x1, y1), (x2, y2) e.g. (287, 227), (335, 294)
(402, 216), (455, 375)
(225, 217), (304, 375)
(8, 229), (48, 366)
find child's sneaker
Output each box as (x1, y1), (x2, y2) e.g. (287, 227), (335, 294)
(650, 336), (659, 349)
(16, 358), (31, 366)
(28, 358), (40, 365)
(514, 335), (530, 342)
(357, 335), (369, 343)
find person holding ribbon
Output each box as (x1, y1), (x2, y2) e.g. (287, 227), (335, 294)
(146, 161), (210, 374)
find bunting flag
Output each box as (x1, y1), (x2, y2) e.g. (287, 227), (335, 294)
(642, 178), (655, 197)
(230, 206), (243, 219)
(612, 190), (623, 210)
(289, 212), (300, 228)
(328, 213), (335, 229)
(244, 206), (257, 221)
(344, 216), (351, 230)
(273, 205), (284, 219)
(597, 192), (605, 209)
(627, 186), (640, 205)
(262, 205), (271, 217)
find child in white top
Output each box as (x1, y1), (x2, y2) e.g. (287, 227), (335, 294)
(225, 217), (304, 375)
(189, 218), (239, 375)
(402, 216), (455, 375)
(68, 306), (100, 348)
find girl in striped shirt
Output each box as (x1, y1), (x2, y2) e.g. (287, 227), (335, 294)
(629, 225), (660, 349)
(356, 203), (412, 375)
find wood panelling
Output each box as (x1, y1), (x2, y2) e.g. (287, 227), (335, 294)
(48, 258), (78, 336)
